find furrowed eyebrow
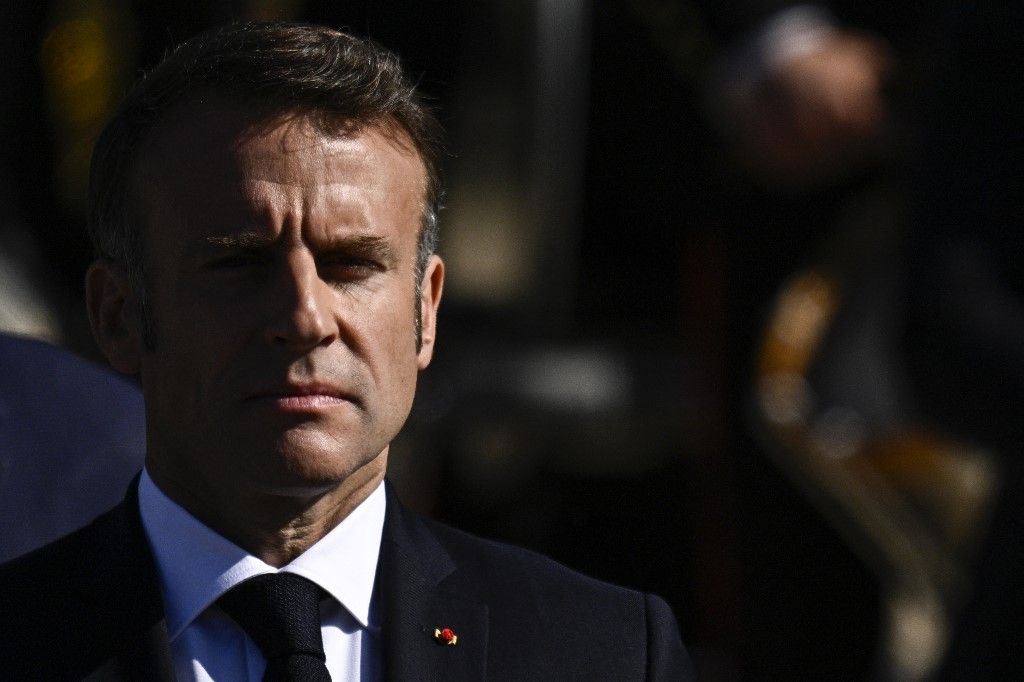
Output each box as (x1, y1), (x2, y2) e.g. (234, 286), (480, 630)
(202, 232), (397, 265)
(330, 235), (397, 264)
(204, 232), (275, 249)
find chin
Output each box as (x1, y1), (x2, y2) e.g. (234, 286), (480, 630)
(259, 432), (383, 492)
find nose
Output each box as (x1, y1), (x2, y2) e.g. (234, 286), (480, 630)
(264, 250), (338, 351)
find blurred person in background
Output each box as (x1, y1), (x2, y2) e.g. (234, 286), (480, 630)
(582, 2), (944, 678)
(706, 1), (1023, 678)
(0, 332), (145, 563)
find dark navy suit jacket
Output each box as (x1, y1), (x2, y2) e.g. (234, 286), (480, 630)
(0, 482), (694, 680)
(0, 333), (145, 562)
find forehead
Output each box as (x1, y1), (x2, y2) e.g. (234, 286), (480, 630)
(134, 98), (427, 234)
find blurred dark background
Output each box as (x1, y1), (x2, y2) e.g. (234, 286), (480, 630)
(2, 1), (1021, 679)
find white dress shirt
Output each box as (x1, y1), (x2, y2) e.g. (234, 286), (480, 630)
(138, 470), (385, 681)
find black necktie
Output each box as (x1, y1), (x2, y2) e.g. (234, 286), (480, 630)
(217, 573), (332, 681)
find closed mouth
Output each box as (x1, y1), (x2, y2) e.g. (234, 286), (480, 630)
(245, 382), (354, 406)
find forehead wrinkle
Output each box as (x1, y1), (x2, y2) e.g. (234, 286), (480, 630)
(239, 150), (381, 236)
(240, 123), (428, 219)
(239, 125), (374, 185)
(138, 106), (428, 260)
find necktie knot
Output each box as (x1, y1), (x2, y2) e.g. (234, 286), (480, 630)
(218, 573), (332, 681)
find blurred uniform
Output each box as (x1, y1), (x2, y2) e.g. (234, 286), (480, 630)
(0, 333), (145, 562)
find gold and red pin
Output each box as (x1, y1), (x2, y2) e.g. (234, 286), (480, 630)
(433, 627), (458, 646)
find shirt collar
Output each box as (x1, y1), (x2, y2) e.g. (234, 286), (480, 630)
(138, 469), (386, 640)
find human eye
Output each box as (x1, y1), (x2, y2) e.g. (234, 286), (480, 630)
(205, 249), (266, 270)
(318, 254), (383, 283)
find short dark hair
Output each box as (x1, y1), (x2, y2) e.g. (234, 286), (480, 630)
(88, 21), (444, 344)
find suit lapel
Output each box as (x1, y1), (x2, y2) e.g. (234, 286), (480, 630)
(75, 479), (489, 680)
(379, 485), (488, 681)
(77, 478), (175, 681)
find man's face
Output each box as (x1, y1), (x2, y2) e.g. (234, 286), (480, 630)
(130, 102), (442, 503)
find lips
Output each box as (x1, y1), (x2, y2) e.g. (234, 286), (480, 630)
(244, 382), (354, 410)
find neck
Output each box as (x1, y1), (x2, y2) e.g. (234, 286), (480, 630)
(148, 451), (388, 567)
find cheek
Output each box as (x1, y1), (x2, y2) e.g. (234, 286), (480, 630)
(145, 295), (252, 400)
(381, 292), (419, 347)
(154, 278), (252, 349)
(363, 296), (420, 381)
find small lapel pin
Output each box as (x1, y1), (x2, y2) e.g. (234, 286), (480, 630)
(433, 627), (458, 646)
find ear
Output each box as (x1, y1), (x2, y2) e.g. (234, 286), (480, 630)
(416, 254), (444, 370)
(85, 260), (144, 375)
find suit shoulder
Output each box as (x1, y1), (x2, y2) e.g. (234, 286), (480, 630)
(395, 511), (694, 679)
(419, 514), (644, 603)
(0, 511), (102, 592)
(0, 511), (109, 672)
(0, 499), (149, 625)
(0, 501), (163, 677)
(0, 503), (130, 634)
